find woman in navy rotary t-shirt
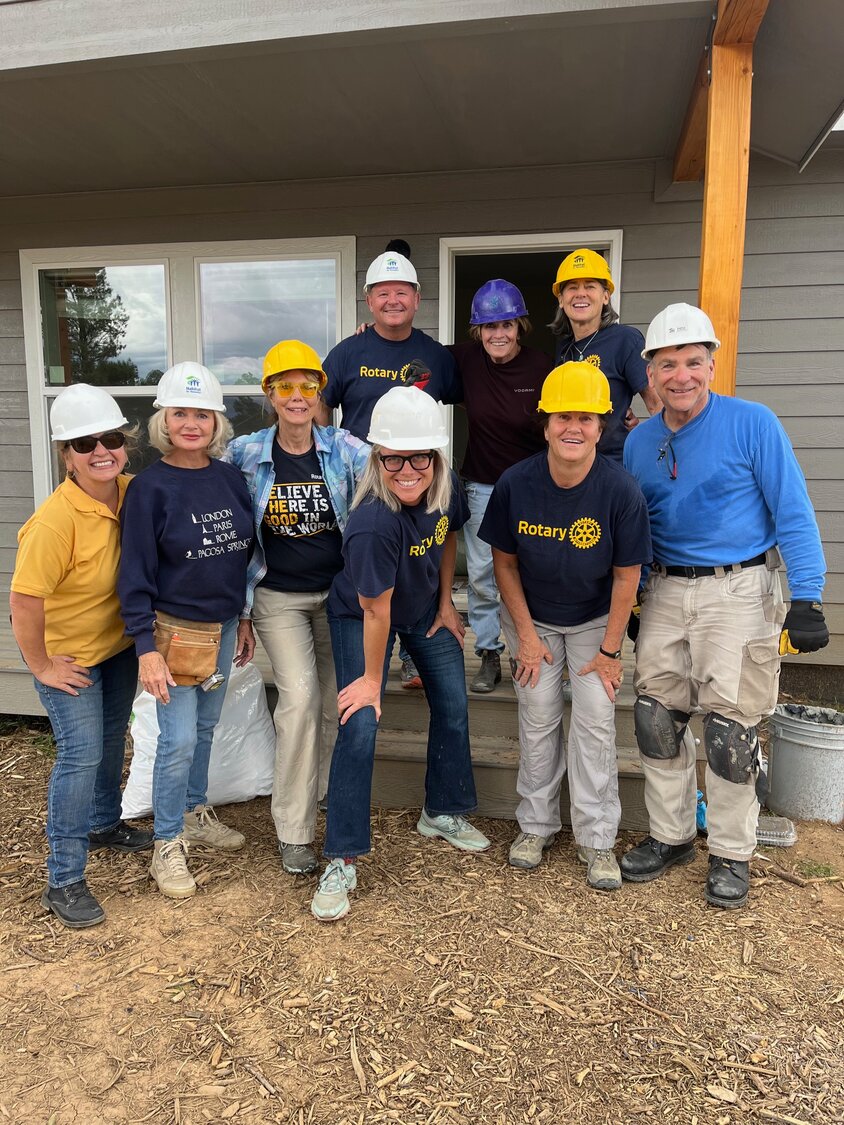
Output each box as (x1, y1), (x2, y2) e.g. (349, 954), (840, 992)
(312, 388), (491, 923)
(479, 362), (651, 891)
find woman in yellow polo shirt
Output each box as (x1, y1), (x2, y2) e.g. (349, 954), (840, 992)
(10, 385), (152, 930)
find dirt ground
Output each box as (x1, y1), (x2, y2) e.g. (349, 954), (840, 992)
(0, 720), (842, 1125)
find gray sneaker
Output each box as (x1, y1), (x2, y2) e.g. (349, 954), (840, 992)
(279, 841), (319, 875)
(417, 810), (491, 852)
(311, 859), (357, 922)
(577, 846), (622, 891)
(509, 831), (556, 870)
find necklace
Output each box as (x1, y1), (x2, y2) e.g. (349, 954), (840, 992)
(566, 326), (601, 361)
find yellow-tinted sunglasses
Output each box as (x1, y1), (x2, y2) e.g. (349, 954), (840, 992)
(270, 380), (321, 398)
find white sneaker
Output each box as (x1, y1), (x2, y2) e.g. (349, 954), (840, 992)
(509, 831), (556, 870)
(150, 836), (196, 899)
(183, 805), (245, 851)
(577, 846), (622, 891)
(417, 810), (491, 852)
(311, 859), (357, 922)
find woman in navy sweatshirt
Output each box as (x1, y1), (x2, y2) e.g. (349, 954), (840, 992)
(118, 363), (254, 899)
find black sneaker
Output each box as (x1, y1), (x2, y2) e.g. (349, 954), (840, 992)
(89, 822), (154, 853)
(705, 855), (749, 909)
(620, 835), (696, 883)
(41, 881), (105, 929)
(471, 650), (501, 694)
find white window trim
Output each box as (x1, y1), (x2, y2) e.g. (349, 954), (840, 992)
(437, 229), (625, 345)
(20, 236), (356, 503)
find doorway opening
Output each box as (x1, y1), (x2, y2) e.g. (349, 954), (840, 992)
(439, 230), (624, 471)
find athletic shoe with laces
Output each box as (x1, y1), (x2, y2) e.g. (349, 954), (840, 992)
(400, 658), (423, 689)
(416, 809), (491, 852)
(509, 830), (556, 869)
(41, 880), (105, 928)
(183, 804), (245, 851)
(311, 859), (357, 922)
(150, 836), (196, 899)
(279, 841), (319, 875)
(88, 821), (154, 853)
(577, 846), (622, 891)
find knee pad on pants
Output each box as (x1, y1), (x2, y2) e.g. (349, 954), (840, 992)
(634, 695), (690, 760)
(703, 712), (758, 785)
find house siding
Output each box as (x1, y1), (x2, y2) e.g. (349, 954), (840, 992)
(1, 150), (842, 712)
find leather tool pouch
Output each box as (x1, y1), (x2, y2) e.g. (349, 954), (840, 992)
(154, 610), (222, 687)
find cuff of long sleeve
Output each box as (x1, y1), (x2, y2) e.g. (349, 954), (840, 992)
(134, 632), (156, 657)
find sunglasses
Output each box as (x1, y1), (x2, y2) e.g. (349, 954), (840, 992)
(69, 430), (126, 455)
(657, 435), (677, 480)
(378, 452), (434, 473)
(270, 380), (321, 398)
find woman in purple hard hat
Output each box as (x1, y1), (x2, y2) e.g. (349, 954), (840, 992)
(449, 280), (553, 695)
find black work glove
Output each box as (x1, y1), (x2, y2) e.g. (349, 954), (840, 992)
(780, 600), (829, 655)
(401, 358), (431, 391)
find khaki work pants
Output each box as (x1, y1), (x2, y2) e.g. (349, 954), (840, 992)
(634, 559), (785, 860)
(252, 586), (335, 845)
(501, 607), (621, 850)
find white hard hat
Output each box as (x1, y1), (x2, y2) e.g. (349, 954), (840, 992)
(642, 303), (721, 360)
(364, 252), (419, 292)
(367, 387), (449, 451)
(154, 362), (226, 412)
(50, 384), (128, 442)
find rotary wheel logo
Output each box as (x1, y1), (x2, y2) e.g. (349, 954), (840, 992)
(585, 354), (602, 368)
(569, 517), (601, 549)
(434, 516), (449, 545)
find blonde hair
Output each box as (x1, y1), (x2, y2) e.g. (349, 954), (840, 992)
(148, 408), (233, 459)
(351, 446), (452, 515)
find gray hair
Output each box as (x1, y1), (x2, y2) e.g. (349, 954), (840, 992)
(148, 407), (233, 459)
(351, 446), (452, 515)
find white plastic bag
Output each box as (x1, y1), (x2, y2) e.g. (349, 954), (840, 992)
(122, 660), (275, 820)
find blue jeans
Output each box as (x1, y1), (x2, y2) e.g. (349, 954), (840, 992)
(461, 479), (504, 654)
(324, 602), (477, 858)
(152, 617), (237, 840)
(36, 644), (139, 888)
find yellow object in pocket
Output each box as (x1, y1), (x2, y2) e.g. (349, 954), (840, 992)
(779, 630), (799, 657)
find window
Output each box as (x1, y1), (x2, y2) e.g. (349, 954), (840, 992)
(21, 237), (356, 499)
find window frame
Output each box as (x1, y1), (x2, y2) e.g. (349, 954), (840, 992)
(20, 236), (357, 503)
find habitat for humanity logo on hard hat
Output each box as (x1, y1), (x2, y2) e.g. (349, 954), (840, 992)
(573, 254), (585, 268)
(385, 256), (400, 274)
(185, 375), (202, 393)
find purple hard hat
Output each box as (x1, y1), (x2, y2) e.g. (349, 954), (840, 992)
(469, 279), (528, 325)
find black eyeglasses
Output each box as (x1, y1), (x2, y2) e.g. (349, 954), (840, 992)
(378, 452), (434, 473)
(69, 430), (126, 455)
(657, 435), (677, 480)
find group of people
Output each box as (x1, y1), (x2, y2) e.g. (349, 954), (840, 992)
(10, 244), (829, 931)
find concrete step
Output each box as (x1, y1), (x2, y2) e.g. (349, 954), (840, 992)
(372, 726), (648, 831)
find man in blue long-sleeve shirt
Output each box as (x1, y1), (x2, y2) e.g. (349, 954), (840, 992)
(621, 303), (828, 910)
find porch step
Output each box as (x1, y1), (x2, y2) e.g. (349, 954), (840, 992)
(372, 727), (649, 831)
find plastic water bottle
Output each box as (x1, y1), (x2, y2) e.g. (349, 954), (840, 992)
(696, 790), (707, 834)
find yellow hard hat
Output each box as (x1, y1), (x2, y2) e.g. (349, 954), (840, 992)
(537, 362), (613, 415)
(552, 248), (615, 297)
(262, 340), (327, 391)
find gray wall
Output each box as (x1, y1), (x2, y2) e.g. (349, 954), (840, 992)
(1, 150), (842, 711)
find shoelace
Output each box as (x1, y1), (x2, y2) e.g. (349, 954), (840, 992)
(319, 860), (349, 893)
(161, 838), (189, 864)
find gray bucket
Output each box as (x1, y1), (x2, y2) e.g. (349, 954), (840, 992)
(766, 705), (844, 823)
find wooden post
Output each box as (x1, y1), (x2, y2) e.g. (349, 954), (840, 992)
(698, 41), (753, 396)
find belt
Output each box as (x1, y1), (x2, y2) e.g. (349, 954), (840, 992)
(654, 552), (768, 580)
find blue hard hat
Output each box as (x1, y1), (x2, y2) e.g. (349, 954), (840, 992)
(469, 279), (528, 325)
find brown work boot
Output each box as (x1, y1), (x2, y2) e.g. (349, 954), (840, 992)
(183, 804), (245, 851)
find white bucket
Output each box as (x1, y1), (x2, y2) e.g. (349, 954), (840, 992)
(767, 705), (844, 824)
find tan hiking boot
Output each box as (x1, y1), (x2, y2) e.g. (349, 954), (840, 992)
(577, 846), (622, 891)
(509, 831), (556, 870)
(183, 804), (245, 851)
(150, 836), (196, 899)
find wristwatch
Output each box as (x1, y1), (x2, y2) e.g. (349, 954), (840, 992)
(599, 645), (622, 660)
